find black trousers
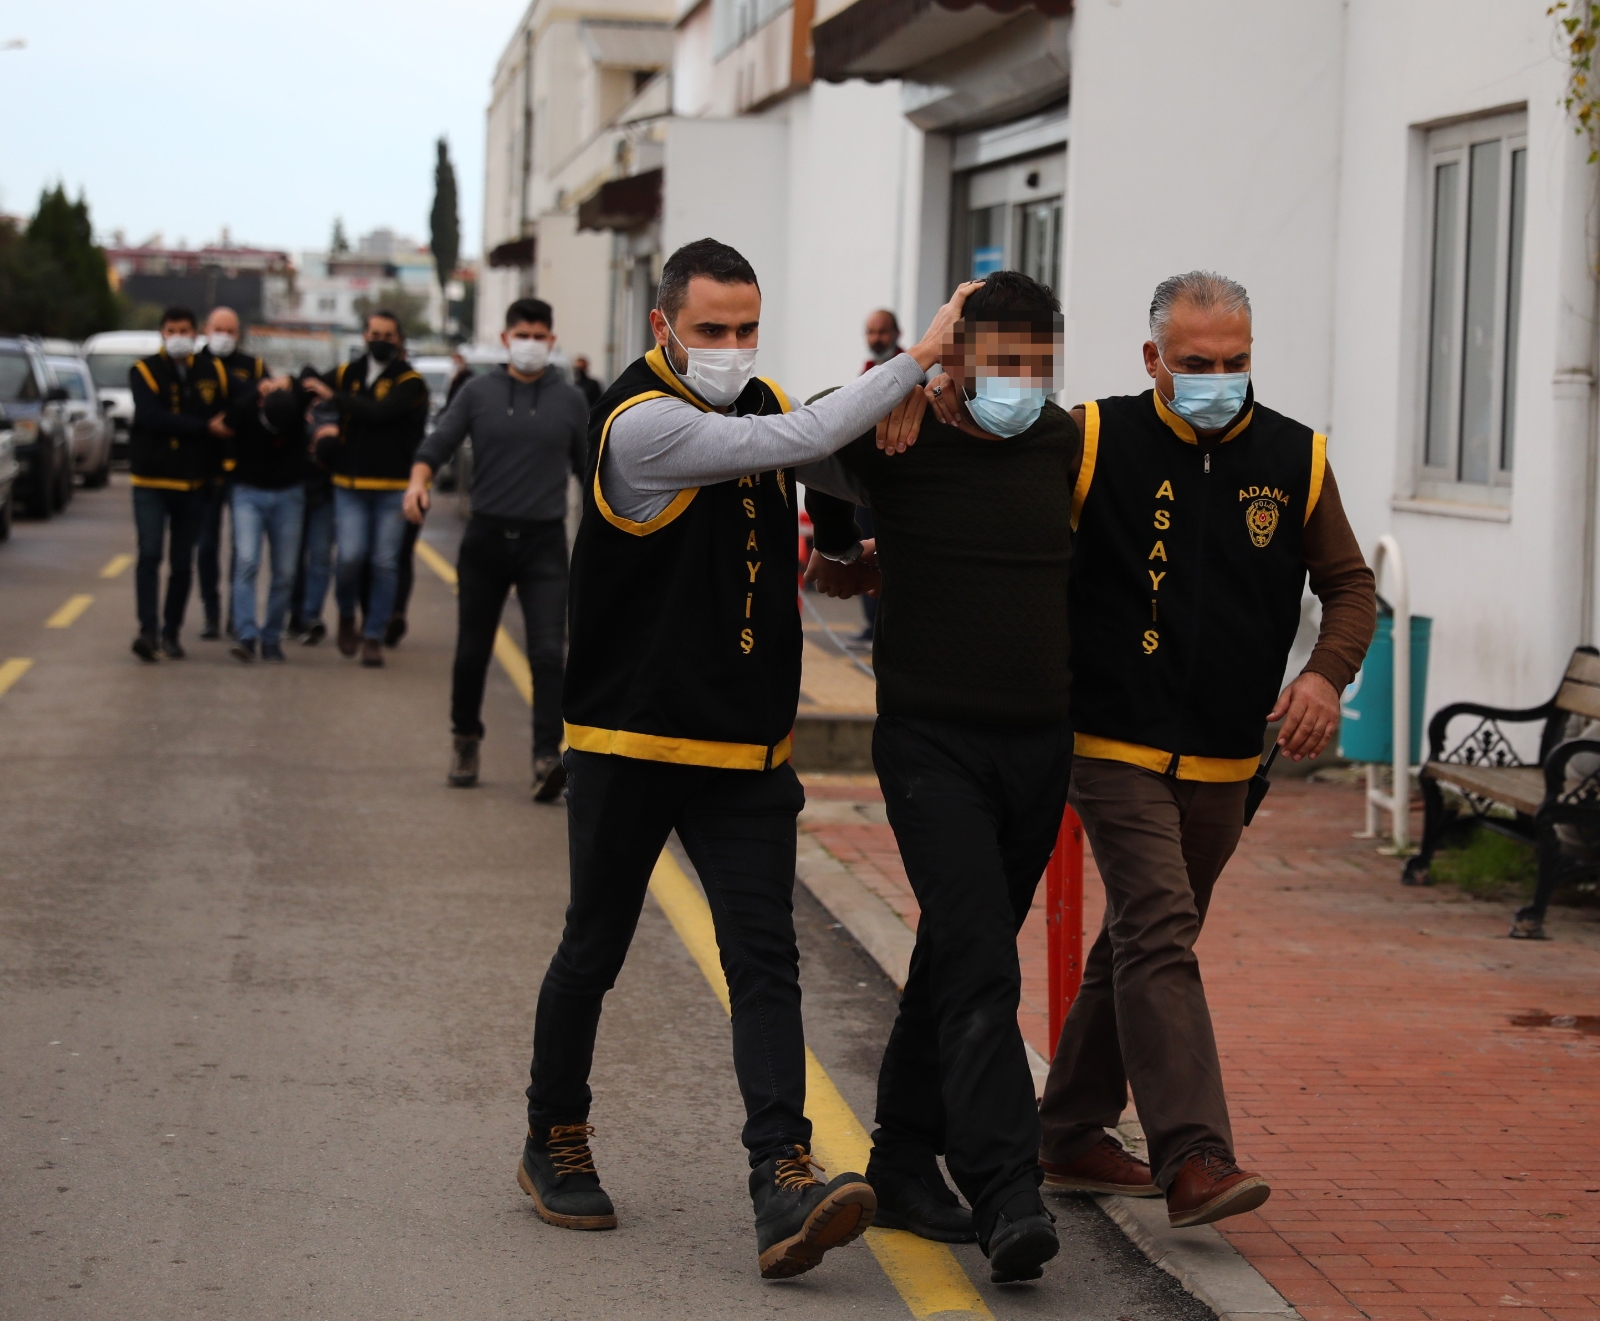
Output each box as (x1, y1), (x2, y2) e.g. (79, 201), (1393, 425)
(132, 485), (206, 638)
(195, 479), (229, 626)
(452, 517), (567, 758)
(527, 750), (811, 1166)
(870, 714), (1073, 1235)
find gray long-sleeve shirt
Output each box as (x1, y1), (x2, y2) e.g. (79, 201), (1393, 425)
(415, 368), (589, 523)
(601, 353), (924, 521)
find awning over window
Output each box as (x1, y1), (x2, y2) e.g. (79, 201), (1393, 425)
(577, 169), (664, 234)
(487, 237), (536, 269)
(813, 0), (1071, 82)
(580, 21), (673, 70)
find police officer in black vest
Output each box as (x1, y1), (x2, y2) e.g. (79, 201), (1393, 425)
(516, 237), (972, 1278)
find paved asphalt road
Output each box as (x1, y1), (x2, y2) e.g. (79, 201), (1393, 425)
(0, 477), (1211, 1320)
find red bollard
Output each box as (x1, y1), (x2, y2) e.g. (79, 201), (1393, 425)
(1045, 805), (1084, 1059)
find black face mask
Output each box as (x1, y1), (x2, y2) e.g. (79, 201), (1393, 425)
(367, 339), (398, 365)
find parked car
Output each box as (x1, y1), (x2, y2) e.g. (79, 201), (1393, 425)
(83, 330), (162, 463)
(411, 354), (459, 490)
(0, 338), (75, 517)
(44, 351), (114, 488)
(0, 410), (18, 540)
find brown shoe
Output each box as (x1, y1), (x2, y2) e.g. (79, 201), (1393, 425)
(1041, 1134), (1160, 1197)
(360, 638), (385, 668)
(1166, 1148), (1270, 1227)
(337, 616), (360, 657)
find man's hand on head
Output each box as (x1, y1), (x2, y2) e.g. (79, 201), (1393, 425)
(1268, 671), (1341, 761)
(302, 377), (334, 402)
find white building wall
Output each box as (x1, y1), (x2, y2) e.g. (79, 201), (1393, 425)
(1328, 0), (1585, 718)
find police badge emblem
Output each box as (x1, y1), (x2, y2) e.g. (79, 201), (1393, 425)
(374, 379), (392, 401)
(197, 379), (217, 405)
(1245, 497), (1279, 548)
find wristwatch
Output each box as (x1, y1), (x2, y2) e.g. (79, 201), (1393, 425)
(818, 541), (865, 566)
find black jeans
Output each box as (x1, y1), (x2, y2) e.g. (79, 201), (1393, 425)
(870, 714), (1073, 1236)
(452, 517), (567, 758)
(527, 750), (811, 1165)
(195, 479), (229, 626)
(132, 485), (206, 638)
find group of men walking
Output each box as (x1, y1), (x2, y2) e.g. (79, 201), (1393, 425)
(126, 238), (1377, 1288)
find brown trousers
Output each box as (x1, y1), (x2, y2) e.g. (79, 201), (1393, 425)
(1037, 757), (1248, 1189)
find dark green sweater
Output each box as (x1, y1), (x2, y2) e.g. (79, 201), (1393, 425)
(804, 401), (1079, 725)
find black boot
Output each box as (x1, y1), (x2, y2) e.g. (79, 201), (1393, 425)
(131, 632), (160, 662)
(866, 1151), (975, 1243)
(449, 735), (480, 787)
(516, 1125), (616, 1230)
(750, 1146), (875, 1280)
(981, 1187), (1058, 1284)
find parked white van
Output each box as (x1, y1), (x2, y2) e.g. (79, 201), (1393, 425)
(82, 330), (162, 460)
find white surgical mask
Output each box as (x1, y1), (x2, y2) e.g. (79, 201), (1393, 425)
(1158, 352), (1250, 431)
(666, 322), (757, 409)
(968, 377), (1050, 437)
(163, 334), (195, 359)
(508, 337), (550, 375)
(206, 331), (237, 358)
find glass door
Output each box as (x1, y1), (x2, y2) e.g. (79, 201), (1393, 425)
(952, 149), (1066, 289)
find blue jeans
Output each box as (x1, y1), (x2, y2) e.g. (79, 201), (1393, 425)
(333, 487), (406, 639)
(132, 485), (206, 638)
(300, 494), (335, 624)
(231, 484), (305, 646)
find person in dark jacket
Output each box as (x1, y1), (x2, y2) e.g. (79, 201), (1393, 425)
(225, 377), (309, 662)
(302, 310), (428, 668)
(570, 355), (602, 410)
(127, 306), (230, 661)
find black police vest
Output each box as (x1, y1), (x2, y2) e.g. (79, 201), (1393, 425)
(563, 347), (801, 771)
(129, 352), (229, 489)
(1069, 388), (1325, 778)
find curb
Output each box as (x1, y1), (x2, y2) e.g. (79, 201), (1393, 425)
(794, 824), (1302, 1321)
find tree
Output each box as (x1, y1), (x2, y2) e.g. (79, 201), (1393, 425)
(0, 186), (118, 338)
(331, 216), (350, 254)
(430, 137), (460, 299)
(351, 284), (432, 340)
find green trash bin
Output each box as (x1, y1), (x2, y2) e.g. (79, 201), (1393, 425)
(1338, 613), (1432, 763)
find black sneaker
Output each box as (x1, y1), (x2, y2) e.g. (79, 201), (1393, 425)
(131, 632), (160, 662)
(301, 620), (327, 647)
(532, 754), (566, 803)
(751, 1146), (875, 1280)
(230, 639), (257, 663)
(284, 617), (307, 641)
(982, 1188), (1058, 1284)
(449, 735), (480, 787)
(261, 642), (287, 663)
(199, 617), (221, 641)
(866, 1152), (975, 1243)
(159, 634), (186, 660)
(384, 614), (407, 647)
(516, 1125), (617, 1230)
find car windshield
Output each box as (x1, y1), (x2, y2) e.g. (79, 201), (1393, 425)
(419, 369), (450, 396)
(87, 353), (144, 388)
(48, 363), (90, 400)
(0, 352), (38, 402)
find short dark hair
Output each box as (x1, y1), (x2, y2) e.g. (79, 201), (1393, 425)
(366, 309), (402, 336)
(961, 271), (1061, 332)
(160, 306), (197, 329)
(657, 238), (759, 322)
(505, 298), (553, 330)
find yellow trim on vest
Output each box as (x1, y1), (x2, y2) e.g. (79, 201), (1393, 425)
(759, 377), (793, 414)
(394, 370), (423, 387)
(134, 359), (159, 393)
(130, 475), (204, 491)
(565, 721), (793, 772)
(1071, 401), (1100, 531)
(222, 459), (237, 472)
(331, 475), (409, 491)
(255, 358), (265, 379)
(1152, 389), (1253, 446)
(1305, 432), (1327, 524)
(644, 345), (708, 406)
(1074, 733), (1260, 783)
(213, 358), (229, 397)
(592, 390), (701, 535)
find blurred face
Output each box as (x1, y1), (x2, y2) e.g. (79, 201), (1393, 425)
(365, 315), (402, 347)
(864, 311), (899, 357)
(941, 324), (1057, 391)
(1143, 300), (1252, 402)
(205, 308), (240, 341)
(573, 356), (590, 373)
(650, 276), (760, 372)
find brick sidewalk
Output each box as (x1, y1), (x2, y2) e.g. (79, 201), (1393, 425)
(799, 775), (1600, 1321)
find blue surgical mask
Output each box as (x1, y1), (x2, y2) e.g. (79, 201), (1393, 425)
(1159, 354), (1249, 431)
(968, 377), (1050, 437)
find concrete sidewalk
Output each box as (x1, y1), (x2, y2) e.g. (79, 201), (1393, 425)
(796, 772), (1600, 1321)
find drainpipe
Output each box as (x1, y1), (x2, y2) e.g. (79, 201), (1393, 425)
(1582, 159), (1600, 647)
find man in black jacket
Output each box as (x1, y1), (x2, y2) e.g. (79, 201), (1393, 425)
(127, 306), (230, 661)
(302, 310), (428, 668)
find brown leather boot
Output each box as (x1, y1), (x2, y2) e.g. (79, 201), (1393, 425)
(337, 616), (360, 657)
(1041, 1135), (1160, 1197)
(1166, 1148), (1270, 1227)
(360, 637), (385, 668)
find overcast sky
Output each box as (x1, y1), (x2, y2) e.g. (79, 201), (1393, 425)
(0, 0), (522, 257)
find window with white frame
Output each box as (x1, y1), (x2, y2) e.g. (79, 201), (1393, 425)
(1418, 112), (1527, 497)
(711, 0), (792, 60)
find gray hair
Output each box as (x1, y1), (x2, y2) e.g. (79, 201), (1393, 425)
(1149, 271), (1251, 350)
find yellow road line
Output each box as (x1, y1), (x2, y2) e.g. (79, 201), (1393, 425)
(414, 537), (457, 586)
(416, 535), (536, 707)
(0, 658), (34, 697)
(45, 594), (94, 628)
(99, 553), (133, 579)
(649, 850), (991, 1319)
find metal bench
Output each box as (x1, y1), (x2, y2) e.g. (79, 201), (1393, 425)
(1403, 647), (1600, 939)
